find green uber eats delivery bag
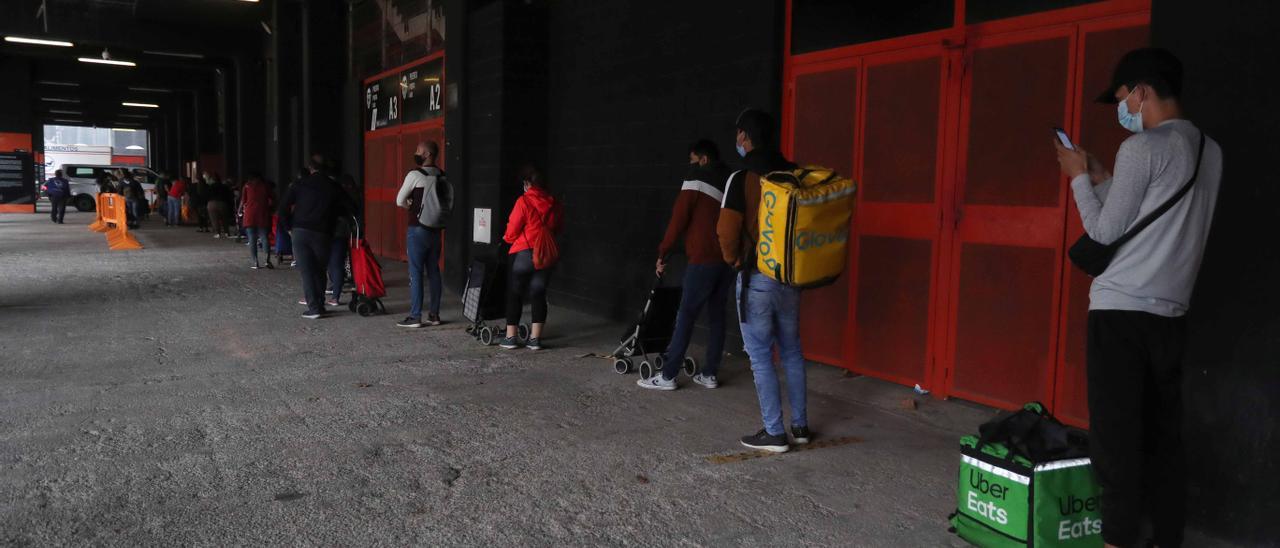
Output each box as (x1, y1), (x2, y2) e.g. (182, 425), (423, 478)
(950, 402), (1102, 547)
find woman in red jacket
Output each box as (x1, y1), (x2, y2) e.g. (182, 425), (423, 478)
(500, 165), (563, 350)
(240, 174), (276, 269)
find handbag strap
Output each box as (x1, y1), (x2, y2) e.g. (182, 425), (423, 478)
(1110, 131), (1207, 249)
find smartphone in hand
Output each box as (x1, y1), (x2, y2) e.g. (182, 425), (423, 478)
(1054, 127), (1075, 150)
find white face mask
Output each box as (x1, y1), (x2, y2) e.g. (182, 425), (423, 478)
(1117, 88), (1144, 133)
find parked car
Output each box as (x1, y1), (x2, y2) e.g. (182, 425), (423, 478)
(64, 165), (161, 212)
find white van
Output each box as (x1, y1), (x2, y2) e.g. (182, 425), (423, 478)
(63, 165), (162, 212)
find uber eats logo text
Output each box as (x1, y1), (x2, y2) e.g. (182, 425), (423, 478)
(1057, 494), (1102, 540)
(967, 470), (1009, 525)
(759, 191), (779, 271)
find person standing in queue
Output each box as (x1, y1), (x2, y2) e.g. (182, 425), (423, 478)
(394, 142), (452, 328)
(241, 173), (275, 270)
(499, 165), (562, 350)
(206, 175), (234, 239)
(716, 108), (809, 453)
(1054, 48), (1222, 548)
(166, 174), (187, 227)
(121, 170), (145, 230)
(43, 169), (70, 224)
(279, 155), (357, 319)
(326, 174), (362, 307)
(192, 173), (211, 233)
(636, 140), (733, 391)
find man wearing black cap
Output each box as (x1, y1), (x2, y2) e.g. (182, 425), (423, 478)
(716, 108), (809, 453)
(1055, 48), (1222, 548)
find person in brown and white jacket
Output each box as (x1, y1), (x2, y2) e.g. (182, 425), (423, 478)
(637, 140), (733, 392)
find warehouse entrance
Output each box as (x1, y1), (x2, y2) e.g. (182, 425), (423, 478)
(785, 0), (1151, 426)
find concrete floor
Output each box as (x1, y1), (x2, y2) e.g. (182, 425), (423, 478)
(0, 207), (1233, 546)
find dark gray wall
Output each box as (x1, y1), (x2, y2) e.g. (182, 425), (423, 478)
(1153, 1), (1280, 544)
(542, 0), (783, 320)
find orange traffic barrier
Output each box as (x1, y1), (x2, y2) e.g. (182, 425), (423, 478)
(87, 193), (143, 251)
(87, 193), (110, 233)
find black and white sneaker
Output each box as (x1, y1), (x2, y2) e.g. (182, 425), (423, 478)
(498, 336), (522, 349)
(790, 425), (813, 445)
(526, 337), (543, 350)
(301, 312), (323, 320)
(424, 314), (442, 326)
(740, 429), (790, 453)
(397, 317), (424, 328)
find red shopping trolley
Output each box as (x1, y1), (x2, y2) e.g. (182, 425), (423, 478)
(347, 217), (386, 316)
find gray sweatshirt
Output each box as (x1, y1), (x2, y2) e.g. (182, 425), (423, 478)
(1071, 119), (1223, 318)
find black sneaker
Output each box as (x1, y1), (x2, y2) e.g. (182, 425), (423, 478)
(397, 317), (424, 328)
(526, 337), (542, 350)
(301, 312), (323, 320)
(498, 336), (522, 349)
(740, 429), (789, 453)
(424, 314), (442, 326)
(791, 425), (813, 445)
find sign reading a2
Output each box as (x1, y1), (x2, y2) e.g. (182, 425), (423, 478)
(428, 83), (442, 113)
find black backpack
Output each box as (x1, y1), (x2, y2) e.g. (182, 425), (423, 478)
(976, 402), (1089, 463)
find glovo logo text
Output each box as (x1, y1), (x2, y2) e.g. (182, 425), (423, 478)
(759, 190), (779, 271)
(795, 229), (847, 252)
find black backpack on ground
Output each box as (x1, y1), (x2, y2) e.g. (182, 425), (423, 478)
(976, 402), (1089, 463)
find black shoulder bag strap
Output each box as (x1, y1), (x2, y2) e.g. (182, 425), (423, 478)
(1110, 132), (1207, 249)
(1068, 131), (1206, 276)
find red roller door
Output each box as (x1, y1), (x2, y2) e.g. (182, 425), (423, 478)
(783, 1), (1151, 426)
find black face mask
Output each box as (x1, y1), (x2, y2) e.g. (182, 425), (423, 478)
(413, 154), (425, 166)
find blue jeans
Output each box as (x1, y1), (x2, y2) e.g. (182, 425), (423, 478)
(126, 198), (142, 225)
(738, 272), (806, 436)
(292, 228), (332, 315)
(407, 226), (442, 319)
(660, 262), (733, 380)
(166, 196), (180, 225)
(328, 236), (349, 298)
(246, 227), (268, 265)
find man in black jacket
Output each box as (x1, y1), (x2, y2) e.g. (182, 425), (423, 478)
(280, 155), (357, 319)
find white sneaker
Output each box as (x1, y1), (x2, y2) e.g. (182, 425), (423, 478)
(636, 375), (677, 391)
(213, 233), (222, 239)
(691, 374), (719, 389)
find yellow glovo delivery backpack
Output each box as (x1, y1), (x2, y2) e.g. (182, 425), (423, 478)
(755, 166), (856, 288)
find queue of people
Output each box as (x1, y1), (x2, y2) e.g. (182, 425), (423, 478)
(36, 45), (1216, 547)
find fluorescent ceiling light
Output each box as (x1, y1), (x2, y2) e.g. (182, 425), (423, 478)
(78, 57), (136, 67)
(5, 36), (73, 47)
(112, 128), (137, 132)
(37, 80), (79, 87)
(127, 87), (171, 93)
(126, 145), (145, 150)
(122, 102), (160, 108)
(48, 109), (82, 115)
(142, 50), (205, 59)
(41, 97), (80, 103)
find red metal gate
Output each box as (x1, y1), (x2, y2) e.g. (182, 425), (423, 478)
(361, 53), (446, 263)
(783, 1), (1150, 426)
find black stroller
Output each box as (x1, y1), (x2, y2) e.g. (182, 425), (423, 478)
(462, 255), (530, 346)
(611, 274), (700, 379)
